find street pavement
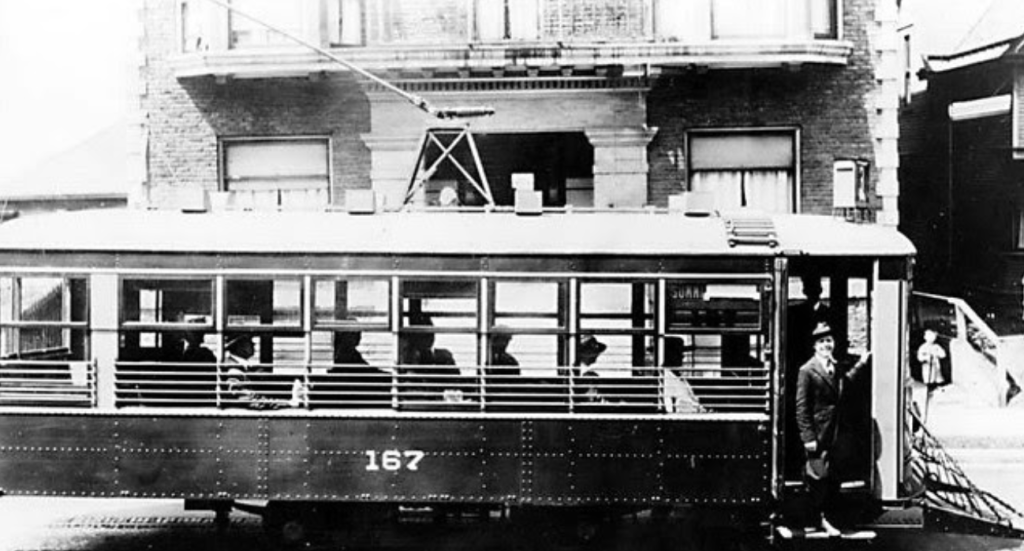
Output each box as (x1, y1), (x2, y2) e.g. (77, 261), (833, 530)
(926, 390), (1024, 514)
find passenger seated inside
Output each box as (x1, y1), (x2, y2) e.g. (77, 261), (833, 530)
(399, 314), (463, 402)
(332, 329), (366, 367)
(575, 334), (607, 404)
(661, 337), (703, 413)
(223, 335), (308, 409)
(179, 325), (216, 364)
(488, 331), (520, 378)
(170, 320), (218, 405)
(327, 329), (390, 407)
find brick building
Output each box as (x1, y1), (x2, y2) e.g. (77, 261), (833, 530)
(133, 0), (901, 223)
(899, 0), (1024, 332)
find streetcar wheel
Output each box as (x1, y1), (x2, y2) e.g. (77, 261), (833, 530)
(263, 502), (315, 548)
(278, 518), (308, 547)
(512, 507), (613, 551)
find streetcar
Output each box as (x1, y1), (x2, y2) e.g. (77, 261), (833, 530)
(0, 205), (914, 547)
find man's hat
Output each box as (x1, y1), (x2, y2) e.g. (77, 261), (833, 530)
(225, 334), (253, 351)
(811, 322), (833, 341)
(579, 334), (607, 354)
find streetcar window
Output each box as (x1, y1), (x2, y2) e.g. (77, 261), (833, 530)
(402, 279), (478, 330)
(400, 279), (479, 365)
(490, 280), (567, 375)
(662, 279), (769, 413)
(578, 281), (655, 372)
(310, 277), (394, 405)
(0, 275), (89, 360)
(665, 281), (763, 333)
(493, 281), (565, 329)
(311, 326), (394, 408)
(0, 275), (92, 407)
(121, 279), (213, 324)
(226, 278), (302, 328)
(311, 329), (395, 367)
(397, 279), (479, 405)
(313, 278), (389, 327)
(117, 279), (217, 407)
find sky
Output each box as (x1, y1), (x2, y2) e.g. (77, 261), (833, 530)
(0, 0), (131, 182)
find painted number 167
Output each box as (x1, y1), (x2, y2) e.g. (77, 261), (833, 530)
(365, 450), (425, 471)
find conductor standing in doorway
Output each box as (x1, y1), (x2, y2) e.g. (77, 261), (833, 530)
(796, 322), (870, 536)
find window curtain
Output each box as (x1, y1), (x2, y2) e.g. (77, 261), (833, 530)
(223, 140), (330, 209)
(691, 170), (793, 213)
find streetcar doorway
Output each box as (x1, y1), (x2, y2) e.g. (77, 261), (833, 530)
(420, 132), (594, 208)
(783, 264), (876, 489)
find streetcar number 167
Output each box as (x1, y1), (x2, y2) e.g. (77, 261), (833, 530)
(365, 450), (425, 471)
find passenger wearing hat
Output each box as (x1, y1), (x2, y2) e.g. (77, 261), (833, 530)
(577, 334), (607, 368)
(329, 328), (390, 407)
(488, 330), (520, 377)
(574, 334), (608, 404)
(795, 322), (871, 536)
(785, 276), (835, 480)
(223, 335), (308, 409)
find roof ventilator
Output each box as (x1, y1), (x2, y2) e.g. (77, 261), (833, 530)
(724, 215), (778, 248)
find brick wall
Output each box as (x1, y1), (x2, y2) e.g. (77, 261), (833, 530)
(141, 0), (371, 205)
(646, 0), (880, 213)
(143, 0), (883, 215)
(647, 66), (877, 213)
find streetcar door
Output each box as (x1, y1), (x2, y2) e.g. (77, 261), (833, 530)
(782, 261), (877, 494)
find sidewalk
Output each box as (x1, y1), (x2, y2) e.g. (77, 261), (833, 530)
(926, 392), (1024, 449)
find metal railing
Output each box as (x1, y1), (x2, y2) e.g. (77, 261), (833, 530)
(0, 360), (96, 407)
(911, 408), (1024, 536)
(112, 361), (769, 414)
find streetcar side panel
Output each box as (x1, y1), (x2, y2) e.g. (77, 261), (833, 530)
(0, 414), (771, 506)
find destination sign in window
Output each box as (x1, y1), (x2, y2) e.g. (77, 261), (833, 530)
(665, 281), (764, 333)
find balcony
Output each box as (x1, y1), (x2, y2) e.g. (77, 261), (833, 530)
(173, 0), (852, 80)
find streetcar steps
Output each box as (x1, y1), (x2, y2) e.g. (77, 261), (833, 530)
(911, 410), (1024, 538)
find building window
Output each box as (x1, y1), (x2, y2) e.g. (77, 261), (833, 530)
(711, 0), (787, 39)
(476, 0), (542, 41)
(228, 0), (306, 49)
(364, 0), (470, 45)
(687, 131), (797, 213)
(810, 0), (838, 39)
(221, 138), (331, 209)
(329, 0), (364, 46)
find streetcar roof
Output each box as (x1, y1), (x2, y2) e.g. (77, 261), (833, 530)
(0, 209), (915, 257)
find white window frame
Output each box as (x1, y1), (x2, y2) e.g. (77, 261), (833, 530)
(226, 0), (312, 49)
(810, 0), (840, 40)
(220, 136), (333, 209)
(686, 128), (801, 214)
